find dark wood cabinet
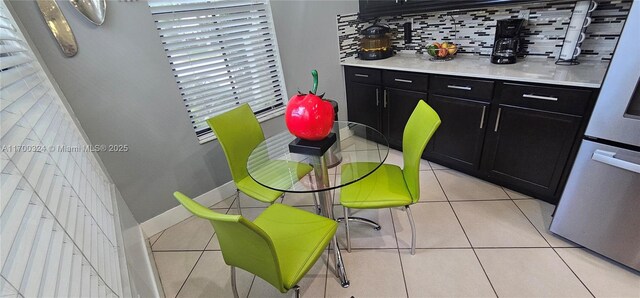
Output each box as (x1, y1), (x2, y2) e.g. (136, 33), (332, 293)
(359, 0), (399, 11)
(343, 65), (596, 204)
(425, 75), (494, 172)
(482, 105), (582, 200)
(425, 95), (489, 172)
(344, 67), (428, 150)
(384, 88), (426, 149)
(358, 0), (538, 19)
(346, 81), (382, 132)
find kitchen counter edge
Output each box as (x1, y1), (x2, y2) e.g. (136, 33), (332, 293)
(340, 55), (608, 89)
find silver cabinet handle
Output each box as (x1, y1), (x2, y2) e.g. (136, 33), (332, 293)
(376, 88), (380, 106)
(494, 108), (502, 132)
(480, 106), (486, 129)
(523, 94), (558, 101)
(394, 78), (413, 83)
(592, 150), (640, 174)
(447, 85), (472, 91)
(383, 90), (388, 108)
(354, 74), (369, 78)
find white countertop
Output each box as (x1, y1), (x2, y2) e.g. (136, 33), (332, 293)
(341, 54), (609, 88)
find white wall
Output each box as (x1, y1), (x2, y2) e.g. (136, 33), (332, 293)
(271, 0), (360, 122)
(8, 0), (235, 223)
(8, 0), (358, 224)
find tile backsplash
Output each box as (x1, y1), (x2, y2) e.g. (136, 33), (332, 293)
(337, 0), (631, 62)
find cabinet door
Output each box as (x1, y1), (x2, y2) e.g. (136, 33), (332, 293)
(483, 105), (582, 202)
(384, 87), (426, 149)
(346, 81), (382, 132)
(360, 0), (400, 15)
(426, 95), (489, 171)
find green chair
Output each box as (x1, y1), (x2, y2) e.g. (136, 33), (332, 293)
(339, 100), (441, 255)
(207, 104), (315, 214)
(173, 192), (337, 298)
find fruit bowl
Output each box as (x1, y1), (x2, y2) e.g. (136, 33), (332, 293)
(425, 42), (458, 61)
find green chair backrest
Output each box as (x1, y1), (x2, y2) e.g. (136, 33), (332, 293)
(207, 104), (265, 183)
(173, 192), (285, 292)
(402, 100), (441, 203)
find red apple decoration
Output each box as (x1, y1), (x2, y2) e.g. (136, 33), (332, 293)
(285, 70), (335, 141)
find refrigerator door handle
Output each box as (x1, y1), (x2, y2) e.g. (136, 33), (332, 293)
(592, 150), (640, 174)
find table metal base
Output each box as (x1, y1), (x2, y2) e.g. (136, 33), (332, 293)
(313, 154), (349, 288)
(336, 217), (382, 230)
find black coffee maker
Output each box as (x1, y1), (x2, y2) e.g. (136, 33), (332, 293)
(491, 19), (525, 64)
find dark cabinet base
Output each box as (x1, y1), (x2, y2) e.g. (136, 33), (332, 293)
(344, 65), (597, 205)
(385, 88), (426, 149)
(482, 105), (582, 200)
(425, 95), (489, 173)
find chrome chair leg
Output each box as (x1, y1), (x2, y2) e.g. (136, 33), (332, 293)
(231, 266), (239, 298)
(406, 205), (416, 255)
(343, 206), (351, 252)
(332, 235), (350, 288)
(293, 285), (300, 298)
(235, 189), (242, 216)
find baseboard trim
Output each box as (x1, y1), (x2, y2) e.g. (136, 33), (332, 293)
(140, 181), (236, 237)
(142, 227), (165, 298)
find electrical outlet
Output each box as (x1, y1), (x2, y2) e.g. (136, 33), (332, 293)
(518, 10), (530, 23)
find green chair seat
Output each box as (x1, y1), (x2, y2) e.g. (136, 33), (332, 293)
(254, 204), (336, 289)
(173, 192), (337, 296)
(340, 163), (412, 209)
(337, 100), (441, 255)
(237, 160), (312, 203)
(236, 176), (283, 203)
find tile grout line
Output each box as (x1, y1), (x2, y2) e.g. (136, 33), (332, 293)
(150, 229), (165, 248)
(151, 254), (167, 298)
(511, 200), (596, 298)
(432, 169), (500, 298)
(245, 275), (257, 298)
(171, 194), (235, 297)
(389, 207), (410, 298)
(174, 249), (206, 298)
(150, 194), (234, 298)
(552, 250), (596, 298)
(445, 198), (516, 202)
(172, 200), (228, 298)
(498, 186), (513, 199)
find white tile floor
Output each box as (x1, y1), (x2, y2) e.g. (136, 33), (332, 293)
(148, 150), (640, 298)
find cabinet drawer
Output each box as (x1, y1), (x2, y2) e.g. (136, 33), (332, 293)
(345, 66), (381, 85)
(383, 70), (429, 92)
(430, 75), (495, 101)
(499, 83), (593, 116)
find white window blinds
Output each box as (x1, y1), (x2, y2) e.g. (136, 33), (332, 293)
(0, 3), (123, 297)
(149, 0), (287, 143)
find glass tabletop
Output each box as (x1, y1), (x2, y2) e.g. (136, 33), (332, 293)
(247, 121), (389, 193)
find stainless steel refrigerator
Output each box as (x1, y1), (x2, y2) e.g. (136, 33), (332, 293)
(550, 2), (640, 271)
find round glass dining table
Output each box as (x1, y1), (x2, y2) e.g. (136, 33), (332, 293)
(246, 121), (389, 288)
(247, 121), (390, 193)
